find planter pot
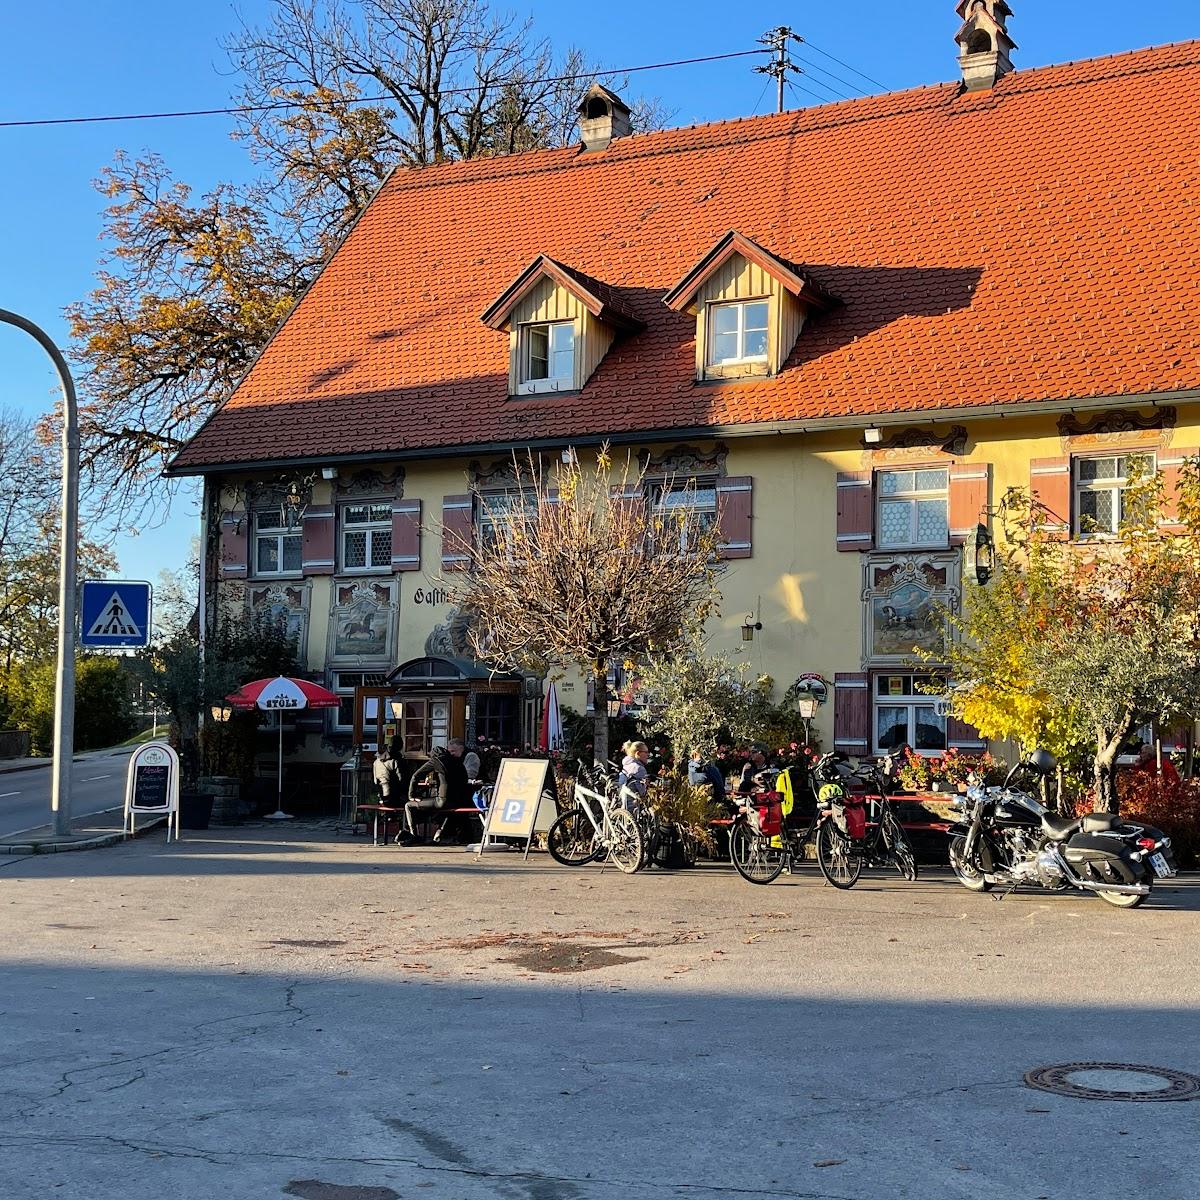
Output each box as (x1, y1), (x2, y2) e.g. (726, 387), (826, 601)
(198, 776), (242, 825)
(179, 792), (214, 830)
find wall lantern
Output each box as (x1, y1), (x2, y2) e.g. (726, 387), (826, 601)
(209, 701), (232, 723)
(741, 596), (763, 642)
(974, 522), (995, 585)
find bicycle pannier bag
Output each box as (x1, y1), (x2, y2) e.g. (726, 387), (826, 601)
(752, 796), (783, 838)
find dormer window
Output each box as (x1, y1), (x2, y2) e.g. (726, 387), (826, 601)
(708, 300), (769, 367)
(521, 321), (575, 390)
(481, 254), (643, 398)
(663, 230), (838, 383)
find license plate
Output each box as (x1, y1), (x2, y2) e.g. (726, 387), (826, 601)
(1150, 852), (1176, 878)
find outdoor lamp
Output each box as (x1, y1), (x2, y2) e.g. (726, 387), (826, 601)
(864, 425), (883, 445)
(210, 701), (232, 723)
(387, 698), (404, 720)
(974, 522), (995, 586)
(607, 698), (622, 718)
(796, 696), (819, 721)
(741, 614), (763, 642)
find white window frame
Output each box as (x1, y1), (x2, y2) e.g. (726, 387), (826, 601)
(253, 511), (302, 577)
(873, 674), (947, 757)
(518, 320), (575, 393)
(332, 671), (388, 731)
(1073, 452), (1156, 538)
(647, 479), (718, 553)
(340, 501), (393, 573)
(875, 468), (950, 550)
(706, 298), (770, 367)
(476, 490), (538, 559)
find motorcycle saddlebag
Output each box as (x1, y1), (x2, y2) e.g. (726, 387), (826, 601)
(1063, 834), (1141, 886)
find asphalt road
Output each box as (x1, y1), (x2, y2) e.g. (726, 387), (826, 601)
(1, 825), (1197, 1200)
(0, 748), (134, 838)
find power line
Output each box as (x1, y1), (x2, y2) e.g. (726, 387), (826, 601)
(0, 48), (764, 130)
(798, 37), (890, 92)
(792, 54), (871, 99)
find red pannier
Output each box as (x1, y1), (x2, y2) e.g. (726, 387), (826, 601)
(836, 794), (868, 840)
(751, 793), (783, 838)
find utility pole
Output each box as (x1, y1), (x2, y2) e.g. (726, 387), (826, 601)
(756, 26), (803, 113)
(0, 309), (79, 837)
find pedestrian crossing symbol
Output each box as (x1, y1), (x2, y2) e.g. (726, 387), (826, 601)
(80, 580), (152, 649)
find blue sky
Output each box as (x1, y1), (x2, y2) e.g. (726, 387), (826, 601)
(1, 1), (1194, 585)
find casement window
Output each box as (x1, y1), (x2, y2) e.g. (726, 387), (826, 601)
(254, 511), (302, 576)
(648, 481), (718, 552)
(332, 671), (388, 731)
(341, 502), (392, 572)
(707, 299), (769, 367)
(519, 321), (575, 390)
(477, 491), (538, 558)
(1073, 453), (1155, 536)
(475, 693), (520, 745)
(876, 468), (950, 550)
(873, 674), (947, 756)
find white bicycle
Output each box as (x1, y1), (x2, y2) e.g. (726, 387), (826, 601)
(546, 766), (643, 873)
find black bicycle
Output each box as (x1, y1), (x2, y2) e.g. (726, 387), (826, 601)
(815, 755), (918, 889)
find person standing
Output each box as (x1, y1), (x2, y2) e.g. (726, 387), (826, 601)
(372, 746), (402, 800)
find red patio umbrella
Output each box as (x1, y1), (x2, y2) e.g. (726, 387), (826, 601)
(226, 676), (339, 820)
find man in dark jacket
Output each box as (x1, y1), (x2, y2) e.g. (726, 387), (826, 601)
(402, 738), (470, 842)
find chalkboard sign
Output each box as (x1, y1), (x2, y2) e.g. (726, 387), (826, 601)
(133, 763), (170, 810)
(124, 742), (181, 842)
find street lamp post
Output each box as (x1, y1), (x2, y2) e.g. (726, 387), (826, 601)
(0, 309), (79, 837)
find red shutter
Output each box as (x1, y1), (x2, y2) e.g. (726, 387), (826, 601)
(1029, 458), (1071, 540)
(301, 507), (335, 575)
(218, 510), (248, 580)
(441, 494), (474, 572)
(949, 463), (990, 546)
(715, 476), (753, 560)
(836, 471), (873, 552)
(833, 673), (870, 756)
(391, 499), (421, 572)
(946, 714), (986, 752)
(1158, 447), (1197, 531)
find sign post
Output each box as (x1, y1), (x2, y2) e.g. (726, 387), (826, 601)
(80, 580), (153, 650)
(124, 742), (180, 842)
(475, 758), (556, 860)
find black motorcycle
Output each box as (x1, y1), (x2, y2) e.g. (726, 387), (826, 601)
(947, 749), (1178, 908)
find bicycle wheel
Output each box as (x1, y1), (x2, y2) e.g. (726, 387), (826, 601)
(817, 819), (862, 889)
(607, 808), (644, 874)
(729, 823), (786, 884)
(547, 809), (602, 866)
(883, 814), (919, 881)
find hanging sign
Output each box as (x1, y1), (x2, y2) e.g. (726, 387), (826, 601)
(476, 758), (556, 860)
(123, 741), (180, 841)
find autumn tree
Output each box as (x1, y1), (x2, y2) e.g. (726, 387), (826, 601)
(446, 450), (720, 767)
(66, 0), (668, 520)
(942, 464), (1200, 812)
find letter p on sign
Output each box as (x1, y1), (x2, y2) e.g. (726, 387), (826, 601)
(503, 799), (524, 824)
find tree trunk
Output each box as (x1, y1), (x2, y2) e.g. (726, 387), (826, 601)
(591, 663), (610, 770)
(1093, 728), (1122, 814)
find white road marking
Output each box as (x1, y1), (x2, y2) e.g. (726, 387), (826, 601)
(0, 791), (20, 798)
(83, 775), (111, 781)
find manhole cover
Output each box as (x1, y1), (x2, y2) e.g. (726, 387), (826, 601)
(1024, 1062), (1200, 1102)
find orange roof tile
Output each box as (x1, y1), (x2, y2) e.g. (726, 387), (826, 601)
(171, 40), (1200, 473)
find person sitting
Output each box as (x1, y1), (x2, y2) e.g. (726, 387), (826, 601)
(462, 743), (482, 782)
(402, 737), (471, 843)
(618, 740), (650, 806)
(687, 746), (729, 810)
(1133, 742), (1181, 785)
(737, 746), (771, 797)
(372, 746), (402, 802)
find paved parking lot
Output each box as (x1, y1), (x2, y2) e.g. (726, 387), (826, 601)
(1, 825), (1197, 1199)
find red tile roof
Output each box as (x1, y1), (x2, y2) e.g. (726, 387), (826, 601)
(172, 40), (1200, 473)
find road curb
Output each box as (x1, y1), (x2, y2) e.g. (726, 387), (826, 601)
(0, 816), (166, 856)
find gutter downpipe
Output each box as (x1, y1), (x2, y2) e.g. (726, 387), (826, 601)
(0, 309), (79, 837)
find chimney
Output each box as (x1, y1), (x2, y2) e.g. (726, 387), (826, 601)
(955, 0), (1017, 92)
(578, 83), (632, 152)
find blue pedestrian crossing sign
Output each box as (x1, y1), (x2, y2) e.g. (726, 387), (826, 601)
(80, 580), (153, 649)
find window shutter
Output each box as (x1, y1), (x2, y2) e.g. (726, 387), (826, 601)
(949, 463), (990, 546)
(833, 673), (870, 755)
(1029, 458), (1071, 540)
(391, 499), (421, 572)
(946, 714), (986, 752)
(715, 476), (753, 560)
(301, 507), (335, 576)
(836, 471), (873, 552)
(218, 510), (248, 580)
(441, 494), (474, 572)
(1158, 722), (1192, 754)
(1158, 447), (1197, 531)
